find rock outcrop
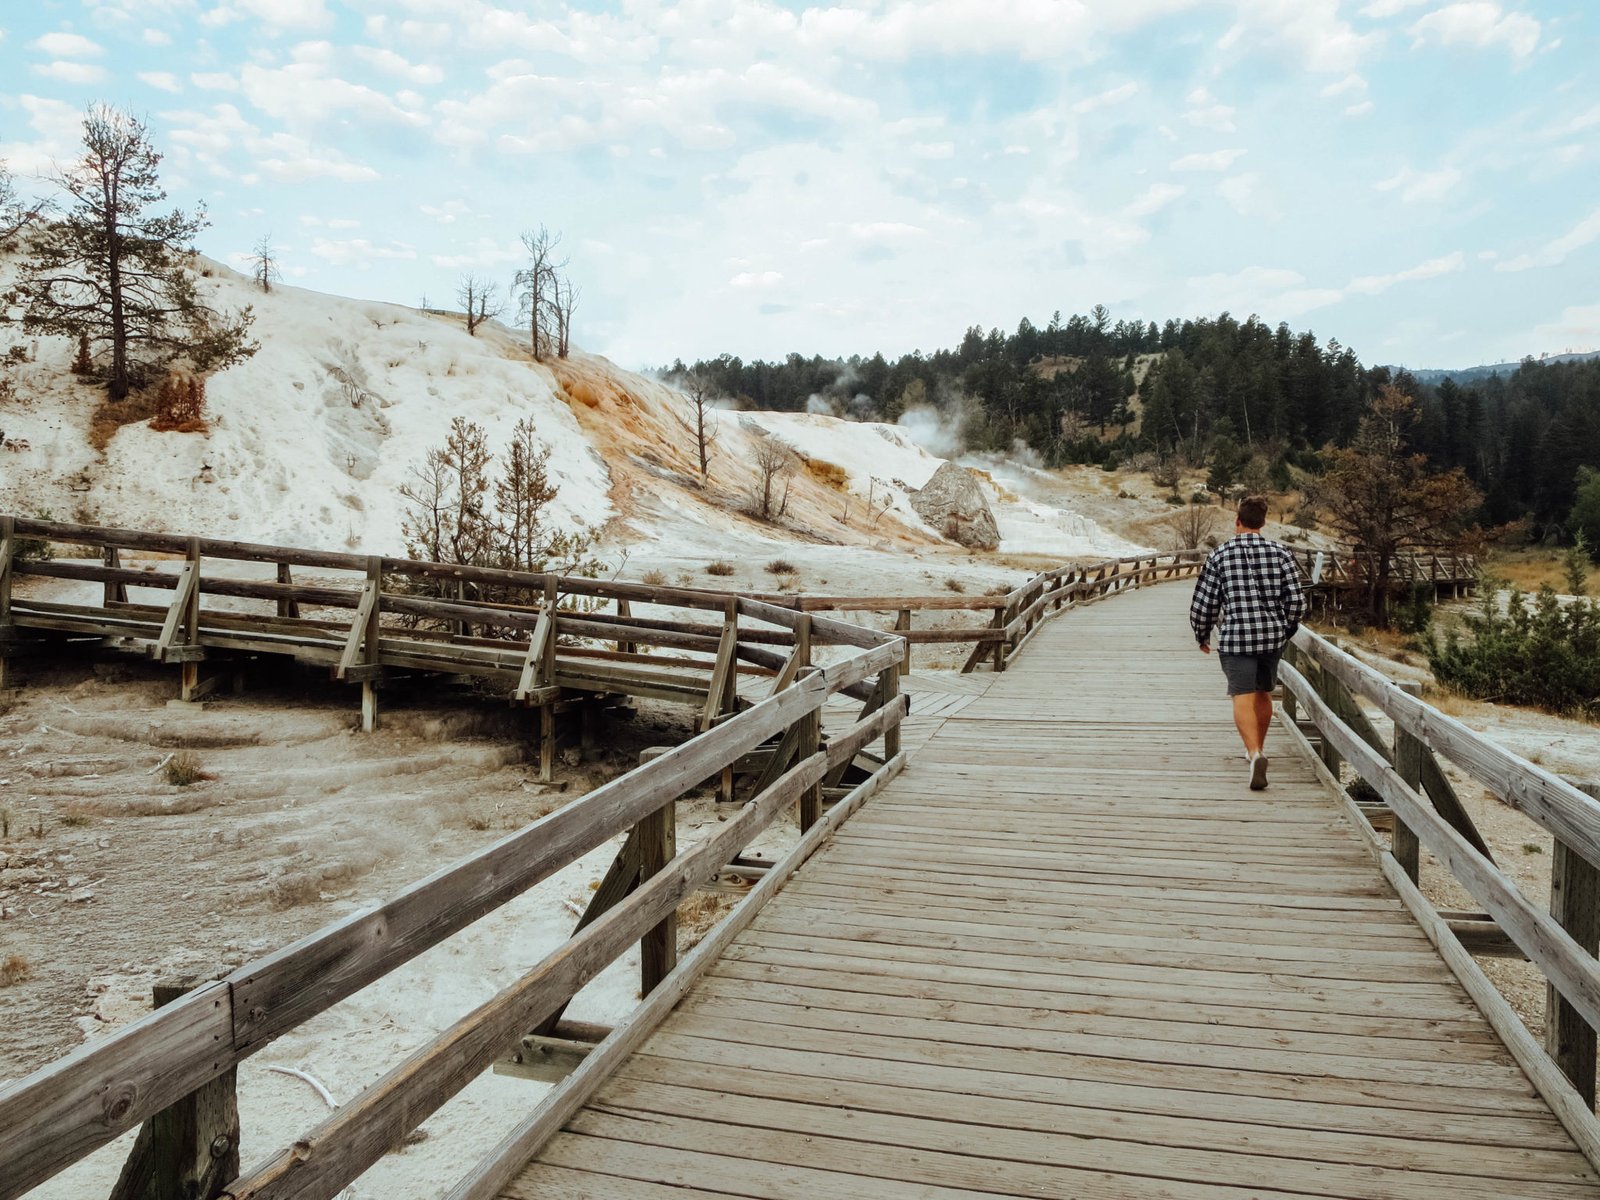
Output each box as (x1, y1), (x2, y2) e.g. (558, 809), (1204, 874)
(910, 462), (1001, 550)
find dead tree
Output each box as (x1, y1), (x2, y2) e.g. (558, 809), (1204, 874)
(457, 274), (504, 336)
(249, 234), (280, 294)
(678, 372), (719, 485)
(0, 159), (48, 245)
(749, 434), (796, 521)
(514, 226), (566, 362)
(1163, 502), (1219, 551)
(554, 277), (579, 358)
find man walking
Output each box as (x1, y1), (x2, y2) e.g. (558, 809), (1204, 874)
(1189, 495), (1308, 790)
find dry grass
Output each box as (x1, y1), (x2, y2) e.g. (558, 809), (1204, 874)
(704, 561), (736, 577)
(0, 953), (30, 988)
(764, 559), (797, 576)
(1485, 549), (1594, 594)
(88, 388), (164, 453)
(677, 891), (738, 951)
(640, 569), (668, 586)
(943, 578), (966, 593)
(163, 750), (214, 787)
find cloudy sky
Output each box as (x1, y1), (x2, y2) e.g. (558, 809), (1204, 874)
(1, 1), (1596, 369)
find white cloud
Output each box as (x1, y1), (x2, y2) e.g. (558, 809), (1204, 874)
(351, 46), (445, 86)
(1345, 100), (1375, 117)
(310, 237), (415, 268)
(1320, 73), (1366, 98)
(1071, 82), (1139, 114)
(1216, 172), (1274, 217)
(1359, 0), (1429, 16)
(1183, 87), (1236, 133)
(1374, 165), (1462, 203)
(1408, 3), (1541, 59)
(421, 200), (471, 224)
(207, 0), (331, 31)
(729, 270), (784, 290)
(1171, 148), (1246, 172)
(1224, 0), (1376, 73)
(1127, 182), (1185, 218)
(31, 32), (104, 58)
(1496, 206), (1600, 272)
(34, 61), (110, 84)
(138, 71), (183, 92)
(431, 237), (523, 269)
(1530, 304), (1600, 353)
(143, 28), (173, 46)
(1347, 250), (1466, 294)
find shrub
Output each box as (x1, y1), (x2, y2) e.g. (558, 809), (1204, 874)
(764, 559), (797, 575)
(943, 578), (966, 593)
(163, 750), (212, 786)
(705, 561), (735, 577)
(641, 569), (668, 586)
(14, 511), (56, 563)
(1428, 583), (1600, 718)
(1394, 582), (1435, 636)
(149, 370), (206, 433)
(0, 953), (29, 987)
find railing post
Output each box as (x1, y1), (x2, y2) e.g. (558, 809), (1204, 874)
(637, 800), (677, 994)
(616, 597), (636, 656)
(103, 545), (129, 606)
(895, 607), (912, 673)
(797, 704), (823, 832)
(107, 979), (239, 1200)
(881, 662), (902, 762)
(1548, 781), (1600, 1109)
(276, 562), (300, 619)
(1391, 681), (1424, 884)
(539, 577), (558, 782)
(361, 556), (382, 732)
(180, 538), (203, 703)
(0, 515), (16, 688)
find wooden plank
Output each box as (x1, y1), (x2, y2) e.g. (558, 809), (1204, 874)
(1548, 834), (1600, 1107)
(226, 750), (835, 1200)
(444, 758), (907, 1200)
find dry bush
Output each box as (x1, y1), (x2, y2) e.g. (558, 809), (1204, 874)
(944, 578), (966, 593)
(705, 561), (735, 577)
(149, 370), (207, 433)
(163, 750), (213, 787)
(677, 891), (738, 952)
(0, 953), (30, 988)
(641, 569), (668, 586)
(88, 388), (164, 452)
(1163, 503), (1219, 551)
(765, 559), (797, 576)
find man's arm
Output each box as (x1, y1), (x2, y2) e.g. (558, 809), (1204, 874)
(1189, 555), (1223, 649)
(1280, 548), (1308, 624)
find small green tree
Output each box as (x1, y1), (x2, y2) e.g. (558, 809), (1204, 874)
(10, 105), (255, 400)
(1430, 584), (1600, 719)
(1565, 534), (1592, 596)
(1571, 467), (1600, 561)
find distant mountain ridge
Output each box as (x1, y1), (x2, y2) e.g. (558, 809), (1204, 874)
(1392, 350), (1600, 387)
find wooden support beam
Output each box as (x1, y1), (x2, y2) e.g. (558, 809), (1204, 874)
(514, 611), (553, 702)
(881, 664), (902, 762)
(1549, 818), (1600, 1109)
(894, 607), (912, 673)
(797, 707), (822, 833)
(107, 980), (239, 1200)
(1392, 682), (1425, 884)
(276, 563), (300, 619)
(103, 545), (129, 606)
(638, 800), (677, 994)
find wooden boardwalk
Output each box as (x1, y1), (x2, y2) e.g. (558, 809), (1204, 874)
(500, 585), (1600, 1199)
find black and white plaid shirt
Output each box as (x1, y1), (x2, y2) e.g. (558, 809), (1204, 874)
(1189, 533), (1308, 656)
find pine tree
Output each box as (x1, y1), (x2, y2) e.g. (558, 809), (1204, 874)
(11, 105), (255, 400)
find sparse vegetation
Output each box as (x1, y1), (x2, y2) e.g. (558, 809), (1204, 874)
(0, 953), (30, 988)
(641, 569), (668, 586)
(705, 561), (735, 577)
(1429, 582), (1600, 719)
(1163, 502), (1219, 552)
(163, 750), (211, 787)
(764, 559), (797, 576)
(943, 578), (966, 593)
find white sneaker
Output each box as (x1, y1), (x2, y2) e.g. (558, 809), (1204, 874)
(1249, 755), (1269, 791)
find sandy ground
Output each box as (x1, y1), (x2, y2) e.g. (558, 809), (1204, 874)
(0, 651), (787, 1200)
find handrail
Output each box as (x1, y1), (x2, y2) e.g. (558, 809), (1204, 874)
(0, 517), (911, 1200)
(1283, 628), (1600, 1139)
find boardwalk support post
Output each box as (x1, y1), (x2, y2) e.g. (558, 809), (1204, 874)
(1549, 786), (1600, 1109)
(638, 800), (677, 993)
(107, 980), (238, 1200)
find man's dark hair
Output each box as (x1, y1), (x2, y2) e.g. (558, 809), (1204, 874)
(1237, 496), (1268, 530)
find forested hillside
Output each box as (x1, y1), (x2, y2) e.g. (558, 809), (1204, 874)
(665, 310), (1600, 539)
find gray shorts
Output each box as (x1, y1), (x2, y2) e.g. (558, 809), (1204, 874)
(1219, 651), (1280, 697)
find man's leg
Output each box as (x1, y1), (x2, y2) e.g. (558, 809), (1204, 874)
(1231, 693), (1264, 757)
(1254, 690), (1274, 750)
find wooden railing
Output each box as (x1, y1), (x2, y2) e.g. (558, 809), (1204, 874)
(1287, 547), (1479, 594)
(746, 551), (1207, 674)
(0, 518), (908, 1200)
(1282, 629), (1600, 1156)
